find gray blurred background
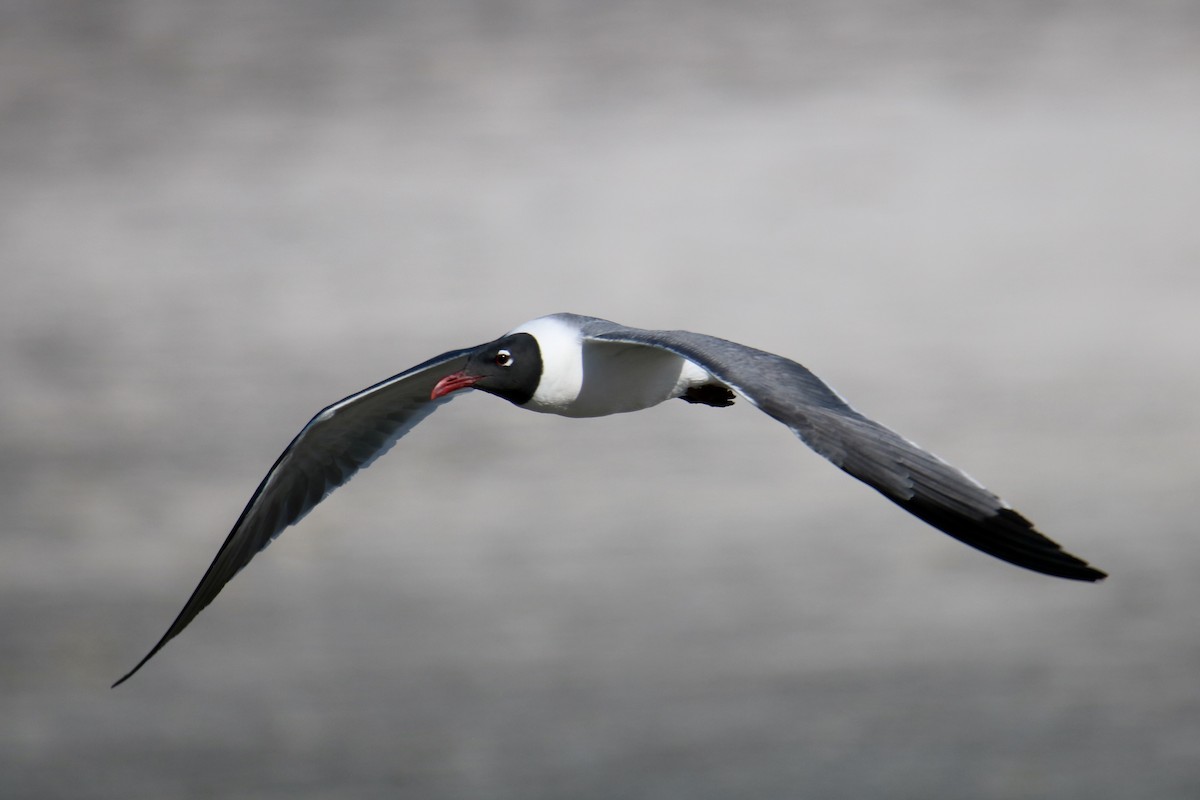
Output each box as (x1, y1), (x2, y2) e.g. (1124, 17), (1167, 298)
(3, 1), (1198, 798)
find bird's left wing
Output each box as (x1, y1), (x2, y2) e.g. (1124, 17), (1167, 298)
(113, 346), (474, 686)
(583, 323), (1105, 582)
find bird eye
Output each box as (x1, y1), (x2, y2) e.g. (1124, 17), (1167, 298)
(494, 349), (513, 367)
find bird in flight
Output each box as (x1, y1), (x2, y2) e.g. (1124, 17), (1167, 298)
(113, 313), (1104, 686)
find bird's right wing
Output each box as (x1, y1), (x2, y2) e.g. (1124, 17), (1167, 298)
(113, 346), (474, 686)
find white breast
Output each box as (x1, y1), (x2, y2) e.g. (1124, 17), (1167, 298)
(509, 316), (712, 418)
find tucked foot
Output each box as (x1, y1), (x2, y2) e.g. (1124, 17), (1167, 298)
(680, 384), (736, 407)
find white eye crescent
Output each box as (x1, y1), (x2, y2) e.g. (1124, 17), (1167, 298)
(494, 349), (513, 367)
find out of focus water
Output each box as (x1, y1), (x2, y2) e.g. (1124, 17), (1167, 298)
(3, 1), (1199, 798)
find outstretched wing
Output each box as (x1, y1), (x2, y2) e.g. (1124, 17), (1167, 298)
(585, 324), (1105, 582)
(113, 347), (474, 686)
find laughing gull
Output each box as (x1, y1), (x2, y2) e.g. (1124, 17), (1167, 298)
(113, 312), (1104, 685)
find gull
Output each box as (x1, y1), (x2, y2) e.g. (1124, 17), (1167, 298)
(113, 313), (1104, 685)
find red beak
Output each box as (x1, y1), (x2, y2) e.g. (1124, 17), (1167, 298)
(431, 370), (483, 400)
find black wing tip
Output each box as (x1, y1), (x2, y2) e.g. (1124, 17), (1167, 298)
(110, 638), (171, 688)
(900, 501), (1107, 582)
(993, 507), (1107, 582)
(111, 660), (146, 689)
(1046, 558), (1107, 583)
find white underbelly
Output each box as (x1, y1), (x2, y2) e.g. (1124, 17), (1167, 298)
(526, 340), (713, 418)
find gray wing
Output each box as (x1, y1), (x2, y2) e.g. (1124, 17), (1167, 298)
(113, 347), (474, 686)
(586, 323), (1105, 582)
